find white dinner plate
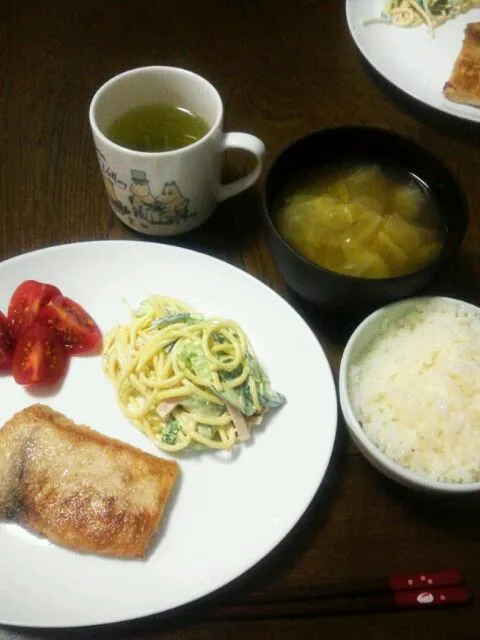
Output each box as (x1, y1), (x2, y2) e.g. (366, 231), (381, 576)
(0, 241), (337, 628)
(346, 1), (480, 123)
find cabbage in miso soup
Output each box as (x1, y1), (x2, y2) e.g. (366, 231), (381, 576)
(274, 164), (444, 279)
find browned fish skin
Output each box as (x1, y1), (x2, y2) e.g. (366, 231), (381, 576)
(0, 414), (37, 518)
(0, 404), (179, 558)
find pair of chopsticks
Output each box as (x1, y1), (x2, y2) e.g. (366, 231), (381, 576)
(210, 570), (471, 620)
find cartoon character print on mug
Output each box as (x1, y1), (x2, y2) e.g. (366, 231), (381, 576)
(95, 150), (192, 230)
(129, 170), (192, 225)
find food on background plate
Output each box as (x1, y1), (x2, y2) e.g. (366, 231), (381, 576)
(348, 298), (480, 483)
(103, 295), (286, 452)
(444, 22), (480, 107)
(364, 1), (480, 35)
(274, 164), (444, 279)
(1, 280), (101, 386)
(0, 404), (179, 558)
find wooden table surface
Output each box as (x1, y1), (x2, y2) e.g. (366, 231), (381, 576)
(1, 1), (480, 638)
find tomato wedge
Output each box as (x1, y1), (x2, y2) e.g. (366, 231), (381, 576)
(12, 322), (67, 386)
(0, 311), (16, 370)
(8, 280), (62, 338)
(37, 295), (101, 354)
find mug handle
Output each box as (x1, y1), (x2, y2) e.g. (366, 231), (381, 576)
(216, 132), (265, 202)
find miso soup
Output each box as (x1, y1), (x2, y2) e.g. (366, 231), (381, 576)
(274, 163), (445, 279)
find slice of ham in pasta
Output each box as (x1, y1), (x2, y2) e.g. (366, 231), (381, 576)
(228, 404), (251, 442)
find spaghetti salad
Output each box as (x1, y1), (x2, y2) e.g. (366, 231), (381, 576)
(365, 1), (480, 34)
(102, 295), (286, 452)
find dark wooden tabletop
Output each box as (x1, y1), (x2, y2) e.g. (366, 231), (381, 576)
(2, 1), (480, 638)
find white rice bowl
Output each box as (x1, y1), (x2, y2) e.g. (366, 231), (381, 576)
(339, 296), (480, 493)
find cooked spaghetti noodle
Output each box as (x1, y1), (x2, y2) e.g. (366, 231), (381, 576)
(102, 295), (286, 452)
(365, 1), (480, 35)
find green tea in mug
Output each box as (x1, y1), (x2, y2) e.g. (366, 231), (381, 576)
(107, 103), (209, 152)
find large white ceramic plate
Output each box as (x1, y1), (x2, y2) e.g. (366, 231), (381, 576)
(0, 241), (337, 628)
(346, 1), (480, 122)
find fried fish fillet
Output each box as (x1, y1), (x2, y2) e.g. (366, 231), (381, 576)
(443, 23), (480, 108)
(0, 415), (34, 518)
(0, 404), (179, 558)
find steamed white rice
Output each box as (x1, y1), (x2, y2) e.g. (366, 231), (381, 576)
(349, 298), (480, 483)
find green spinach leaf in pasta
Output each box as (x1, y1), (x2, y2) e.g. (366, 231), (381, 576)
(216, 379), (256, 416)
(214, 364), (255, 415)
(161, 416), (182, 445)
(429, 0), (449, 15)
(219, 364), (243, 383)
(151, 313), (202, 330)
(247, 352), (286, 410)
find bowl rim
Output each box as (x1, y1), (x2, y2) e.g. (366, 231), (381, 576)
(339, 295), (480, 493)
(263, 125), (468, 284)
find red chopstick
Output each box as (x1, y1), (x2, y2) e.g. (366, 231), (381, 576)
(209, 571), (471, 620)
(211, 587), (471, 619)
(237, 569), (465, 604)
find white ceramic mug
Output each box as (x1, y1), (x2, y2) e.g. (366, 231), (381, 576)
(89, 66), (265, 236)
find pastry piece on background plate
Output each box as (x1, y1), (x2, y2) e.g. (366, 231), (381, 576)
(0, 404), (179, 558)
(443, 22), (480, 108)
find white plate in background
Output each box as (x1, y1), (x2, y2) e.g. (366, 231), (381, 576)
(346, 0), (480, 122)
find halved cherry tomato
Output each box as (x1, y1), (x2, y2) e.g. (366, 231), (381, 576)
(12, 322), (67, 386)
(37, 295), (101, 354)
(0, 311), (16, 370)
(8, 280), (62, 338)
